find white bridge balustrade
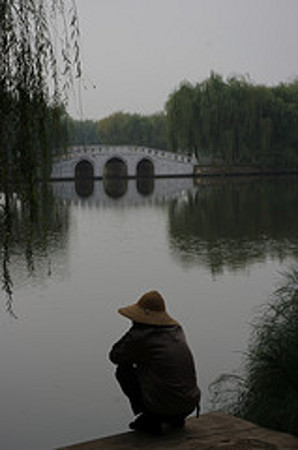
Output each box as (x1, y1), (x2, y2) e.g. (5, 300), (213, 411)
(51, 145), (197, 179)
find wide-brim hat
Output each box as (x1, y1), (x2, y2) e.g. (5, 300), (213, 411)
(118, 290), (179, 326)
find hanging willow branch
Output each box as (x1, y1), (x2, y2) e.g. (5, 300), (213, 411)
(0, 0), (81, 184)
(0, 0), (81, 316)
(0, 0), (80, 101)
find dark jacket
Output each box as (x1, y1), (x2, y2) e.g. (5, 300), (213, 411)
(109, 323), (201, 416)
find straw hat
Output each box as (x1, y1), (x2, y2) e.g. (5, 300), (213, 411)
(118, 290), (179, 326)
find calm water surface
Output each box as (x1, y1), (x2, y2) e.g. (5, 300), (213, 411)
(0, 176), (297, 449)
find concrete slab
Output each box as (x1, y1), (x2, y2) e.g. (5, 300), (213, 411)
(58, 412), (298, 450)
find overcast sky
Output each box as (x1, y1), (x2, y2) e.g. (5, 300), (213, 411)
(68, 0), (298, 120)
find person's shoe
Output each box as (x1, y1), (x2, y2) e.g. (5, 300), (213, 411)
(129, 413), (162, 435)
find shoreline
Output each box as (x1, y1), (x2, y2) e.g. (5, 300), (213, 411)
(59, 412), (298, 449)
(194, 165), (298, 177)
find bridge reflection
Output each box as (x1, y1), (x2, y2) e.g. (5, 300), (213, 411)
(52, 178), (195, 207)
(103, 177), (128, 199)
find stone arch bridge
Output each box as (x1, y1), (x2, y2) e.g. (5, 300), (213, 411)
(51, 145), (197, 179)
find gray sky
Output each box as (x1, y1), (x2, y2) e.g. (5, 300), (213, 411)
(68, 0), (298, 120)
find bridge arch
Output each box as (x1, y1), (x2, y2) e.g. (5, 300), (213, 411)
(75, 159), (94, 179)
(104, 157), (127, 178)
(136, 158), (154, 177)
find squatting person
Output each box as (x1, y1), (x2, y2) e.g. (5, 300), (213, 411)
(109, 290), (201, 434)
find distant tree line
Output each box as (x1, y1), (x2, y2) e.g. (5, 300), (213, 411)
(68, 73), (298, 168)
(97, 111), (168, 150)
(65, 117), (101, 146)
(65, 112), (167, 149)
(166, 73), (298, 166)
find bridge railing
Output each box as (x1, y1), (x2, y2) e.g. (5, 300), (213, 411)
(55, 145), (196, 164)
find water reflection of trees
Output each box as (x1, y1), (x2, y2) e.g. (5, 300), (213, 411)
(0, 184), (69, 316)
(210, 267), (298, 436)
(168, 177), (298, 274)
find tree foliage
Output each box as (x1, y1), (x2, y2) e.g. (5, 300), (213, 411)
(98, 111), (168, 150)
(0, 0), (81, 185)
(0, 1), (81, 312)
(166, 72), (298, 167)
(65, 117), (100, 146)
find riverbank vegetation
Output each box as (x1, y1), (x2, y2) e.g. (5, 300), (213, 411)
(69, 74), (298, 171)
(210, 267), (298, 435)
(166, 73), (298, 167)
(69, 72), (298, 169)
(61, 111), (167, 150)
(97, 111), (167, 149)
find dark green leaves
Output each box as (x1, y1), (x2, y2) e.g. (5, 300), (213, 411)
(166, 73), (298, 167)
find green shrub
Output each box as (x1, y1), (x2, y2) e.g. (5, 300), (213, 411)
(210, 267), (298, 435)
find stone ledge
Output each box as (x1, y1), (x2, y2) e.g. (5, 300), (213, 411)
(59, 411), (298, 450)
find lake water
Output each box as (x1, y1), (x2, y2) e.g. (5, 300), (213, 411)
(0, 175), (297, 449)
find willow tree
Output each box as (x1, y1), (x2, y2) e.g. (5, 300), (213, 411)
(166, 82), (197, 154)
(0, 0), (81, 316)
(0, 0), (81, 186)
(166, 73), (298, 167)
